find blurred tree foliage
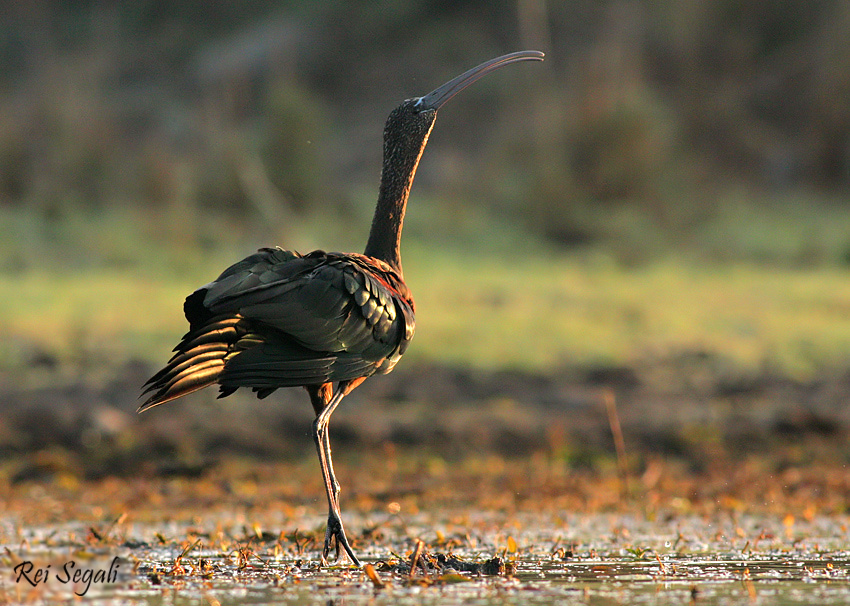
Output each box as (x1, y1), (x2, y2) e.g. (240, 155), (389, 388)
(1, 0), (848, 250)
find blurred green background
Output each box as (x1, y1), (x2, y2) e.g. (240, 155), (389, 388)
(1, 1), (850, 476)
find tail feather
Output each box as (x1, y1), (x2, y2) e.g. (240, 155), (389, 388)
(139, 362), (224, 412)
(139, 314), (241, 412)
(173, 317), (241, 353)
(143, 356), (226, 398)
(145, 343), (224, 388)
(157, 344), (229, 382)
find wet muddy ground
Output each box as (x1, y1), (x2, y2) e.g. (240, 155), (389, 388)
(3, 447), (850, 605)
(2, 360), (849, 604)
(4, 504), (850, 605)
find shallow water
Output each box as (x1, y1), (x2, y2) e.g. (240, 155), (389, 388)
(4, 511), (850, 605)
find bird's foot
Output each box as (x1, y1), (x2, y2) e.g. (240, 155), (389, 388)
(322, 513), (361, 567)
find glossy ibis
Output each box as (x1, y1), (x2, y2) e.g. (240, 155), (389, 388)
(140, 50), (545, 566)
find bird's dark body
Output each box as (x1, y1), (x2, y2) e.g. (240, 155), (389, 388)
(140, 50), (543, 566)
(142, 248), (414, 408)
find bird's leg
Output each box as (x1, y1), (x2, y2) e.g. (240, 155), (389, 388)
(308, 384), (341, 510)
(309, 382), (363, 567)
(313, 417), (345, 563)
(322, 422), (341, 507)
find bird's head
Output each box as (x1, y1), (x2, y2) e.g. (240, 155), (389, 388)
(382, 50), (545, 170)
(381, 98), (438, 165)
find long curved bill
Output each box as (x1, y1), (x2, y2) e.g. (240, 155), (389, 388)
(416, 50), (545, 111)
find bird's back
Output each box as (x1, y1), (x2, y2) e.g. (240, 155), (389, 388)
(140, 247), (415, 410)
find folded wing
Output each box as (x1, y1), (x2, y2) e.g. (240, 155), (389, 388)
(140, 247), (415, 410)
